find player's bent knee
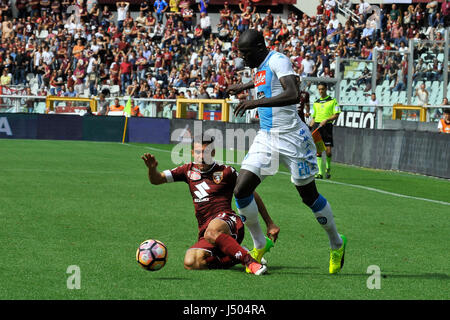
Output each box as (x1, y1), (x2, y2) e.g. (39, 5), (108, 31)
(184, 249), (209, 270)
(204, 229), (218, 245)
(233, 170), (260, 199)
(183, 252), (196, 270)
(233, 184), (247, 199)
(296, 180), (320, 207)
(204, 219), (230, 244)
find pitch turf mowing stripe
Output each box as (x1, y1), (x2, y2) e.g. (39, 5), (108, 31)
(277, 172), (450, 207)
(130, 144), (450, 207)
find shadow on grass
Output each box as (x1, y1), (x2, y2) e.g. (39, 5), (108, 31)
(192, 264), (450, 280)
(270, 269), (450, 280)
(379, 273), (449, 280)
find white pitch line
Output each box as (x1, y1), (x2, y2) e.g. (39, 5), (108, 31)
(277, 171), (450, 206)
(138, 144), (450, 207)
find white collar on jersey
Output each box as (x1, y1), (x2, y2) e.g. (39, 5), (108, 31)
(258, 50), (276, 70)
(192, 162), (217, 174)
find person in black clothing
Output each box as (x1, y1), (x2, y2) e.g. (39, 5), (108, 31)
(14, 48), (28, 85)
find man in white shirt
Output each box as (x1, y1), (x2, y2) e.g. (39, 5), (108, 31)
(300, 53), (316, 77)
(212, 48), (224, 70)
(359, 0), (371, 18)
(398, 41), (408, 54)
(366, 92), (378, 112)
(415, 83), (429, 106)
(190, 51), (199, 66)
(373, 40), (384, 53)
(116, 1), (129, 32)
(200, 12), (211, 39)
(324, 0), (336, 18)
(327, 12), (339, 30)
(42, 46), (54, 66)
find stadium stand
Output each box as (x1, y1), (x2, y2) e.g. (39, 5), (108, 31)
(0, 0), (448, 112)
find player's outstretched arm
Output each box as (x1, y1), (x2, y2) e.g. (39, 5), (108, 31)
(233, 75), (300, 117)
(141, 153), (167, 185)
(226, 81), (255, 96)
(253, 191), (280, 243)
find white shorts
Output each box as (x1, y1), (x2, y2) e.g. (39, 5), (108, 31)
(241, 123), (318, 186)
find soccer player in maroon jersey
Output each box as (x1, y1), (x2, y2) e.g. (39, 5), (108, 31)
(141, 135), (279, 275)
(298, 90), (310, 123)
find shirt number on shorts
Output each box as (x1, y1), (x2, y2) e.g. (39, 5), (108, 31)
(298, 161), (311, 176)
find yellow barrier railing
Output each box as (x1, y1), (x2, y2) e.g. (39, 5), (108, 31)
(176, 99), (230, 122)
(45, 96), (98, 113)
(392, 104), (427, 122)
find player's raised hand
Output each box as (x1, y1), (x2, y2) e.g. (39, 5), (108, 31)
(266, 223), (280, 243)
(141, 153), (158, 169)
(226, 83), (245, 96)
(233, 99), (257, 117)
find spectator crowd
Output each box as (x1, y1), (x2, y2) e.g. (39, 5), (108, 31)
(0, 0), (448, 105)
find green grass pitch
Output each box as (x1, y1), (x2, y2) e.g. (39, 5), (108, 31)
(0, 139), (449, 300)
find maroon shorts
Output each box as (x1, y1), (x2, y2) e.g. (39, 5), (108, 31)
(190, 212), (245, 263)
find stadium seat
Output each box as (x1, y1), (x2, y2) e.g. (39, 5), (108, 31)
(109, 85), (120, 96)
(383, 106), (393, 117)
(375, 85), (383, 96)
(398, 91), (407, 104)
(347, 95), (359, 106)
(381, 92), (391, 104)
(100, 85), (111, 93)
(390, 91), (399, 101)
(431, 81), (440, 93)
(381, 80), (389, 88)
(357, 62), (366, 71)
(82, 88), (91, 97)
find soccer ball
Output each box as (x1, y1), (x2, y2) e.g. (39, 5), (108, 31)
(136, 239), (168, 271)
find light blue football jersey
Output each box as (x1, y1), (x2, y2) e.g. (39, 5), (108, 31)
(254, 51), (301, 133)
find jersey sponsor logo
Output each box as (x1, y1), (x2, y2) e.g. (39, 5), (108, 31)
(187, 170), (202, 181)
(212, 171), (223, 184)
(254, 70), (266, 87)
(194, 181), (210, 201)
(257, 91), (266, 99)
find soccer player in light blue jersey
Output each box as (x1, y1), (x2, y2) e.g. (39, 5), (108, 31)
(226, 29), (346, 274)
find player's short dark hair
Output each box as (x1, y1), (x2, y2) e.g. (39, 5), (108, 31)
(191, 134), (215, 147)
(318, 82), (328, 89)
(443, 108), (450, 115)
(239, 29), (265, 48)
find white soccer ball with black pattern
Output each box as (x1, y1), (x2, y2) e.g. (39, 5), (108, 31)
(136, 239), (168, 271)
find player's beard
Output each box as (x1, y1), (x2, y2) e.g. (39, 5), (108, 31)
(193, 161), (214, 172)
